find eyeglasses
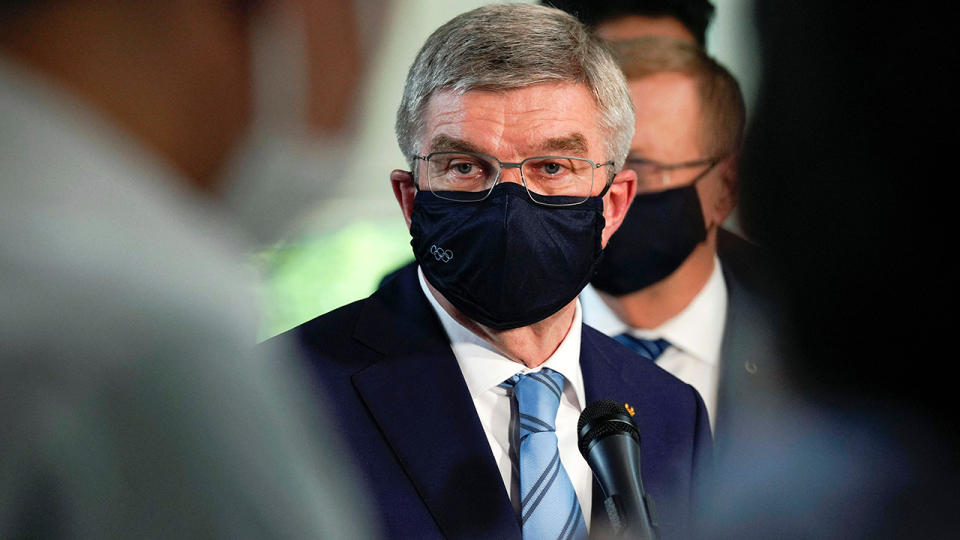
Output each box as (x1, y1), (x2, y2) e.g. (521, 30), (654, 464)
(625, 155), (724, 194)
(413, 151), (616, 206)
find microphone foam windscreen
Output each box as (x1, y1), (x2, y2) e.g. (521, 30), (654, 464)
(577, 399), (640, 456)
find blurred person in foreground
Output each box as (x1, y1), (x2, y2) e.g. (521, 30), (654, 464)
(263, 4), (711, 538)
(547, 0), (714, 46)
(1, 0), (378, 537)
(579, 37), (779, 436)
(697, 1), (960, 538)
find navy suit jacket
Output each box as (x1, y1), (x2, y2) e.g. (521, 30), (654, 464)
(265, 264), (712, 539)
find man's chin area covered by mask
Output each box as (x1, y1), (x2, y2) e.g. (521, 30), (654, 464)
(421, 275), (583, 369)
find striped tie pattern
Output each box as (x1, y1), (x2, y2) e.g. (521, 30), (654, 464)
(501, 368), (587, 540)
(614, 333), (671, 362)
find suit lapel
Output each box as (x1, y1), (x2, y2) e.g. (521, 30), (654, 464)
(580, 325), (644, 405)
(351, 264), (520, 539)
(716, 250), (782, 441)
(716, 227), (775, 382)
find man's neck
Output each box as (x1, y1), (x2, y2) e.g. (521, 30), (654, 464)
(424, 279), (576, 369)
(599, 234), (717, 330)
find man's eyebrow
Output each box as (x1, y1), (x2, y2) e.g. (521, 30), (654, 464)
(535, 134), (589, 156)
(427, 135), (485, 154)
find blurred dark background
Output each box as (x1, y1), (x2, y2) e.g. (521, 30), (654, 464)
(703, 2), (960, 537)
(741, 1), (957, 430)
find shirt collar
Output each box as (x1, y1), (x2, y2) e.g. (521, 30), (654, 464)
(418, 267), (586, 409)
(581, 255), (728, 366)
(579, 283), (631, 336)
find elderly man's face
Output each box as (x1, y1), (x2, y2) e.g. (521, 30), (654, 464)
(389, 81), (636, 331)
(627, 72), (734, 229)
(413, 82), (629, 247)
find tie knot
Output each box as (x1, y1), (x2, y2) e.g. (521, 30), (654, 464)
(502, 368), (564, 433)
(614, 333), (671, 362)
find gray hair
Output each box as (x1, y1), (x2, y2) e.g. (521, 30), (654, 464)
(609, 36), (746, 157)
(395, 3), (634, 170)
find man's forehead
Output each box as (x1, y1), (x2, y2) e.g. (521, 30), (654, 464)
(629, 72), (701, 119)
(427, 133), (589, 156)
(421, 83), (601, 156)
(594, 15), (697, 45)
(427, 83), (597, 114)
(628, 72), (704, 156)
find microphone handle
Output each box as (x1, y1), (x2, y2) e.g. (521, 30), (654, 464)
(587, 433), (658, 539)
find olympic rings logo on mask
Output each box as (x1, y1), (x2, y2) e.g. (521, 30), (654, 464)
(430, 244), (454, 263)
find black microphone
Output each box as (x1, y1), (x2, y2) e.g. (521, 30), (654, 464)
(578, 400), (658, 539)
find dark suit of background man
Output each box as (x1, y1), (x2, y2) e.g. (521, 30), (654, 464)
(264, 4), (711, 539)
(1, 0), (381, 537)
(578, 37), (778, 439)
(547, 0), (715, 46)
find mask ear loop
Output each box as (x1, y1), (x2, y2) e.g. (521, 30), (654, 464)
(411, 156), (423, 192)
(689, 158), (723, 232)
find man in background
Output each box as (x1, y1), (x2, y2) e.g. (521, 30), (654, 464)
(579, 37), (777, 435)
(547, 0), (714, 46)
(1, 0), (377, 537)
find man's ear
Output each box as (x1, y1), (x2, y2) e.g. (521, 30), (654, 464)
(710, 152), (739, 226)
(391, 169), (417, 229)
(601, 168), (637, 248)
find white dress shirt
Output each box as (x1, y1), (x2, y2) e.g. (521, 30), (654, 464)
(580, 256), (727, 430)
(418, 269), (594, 528)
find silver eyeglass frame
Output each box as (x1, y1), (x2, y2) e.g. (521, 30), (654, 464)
(625, 154), (728, 191)
(412, 151), (617, 207)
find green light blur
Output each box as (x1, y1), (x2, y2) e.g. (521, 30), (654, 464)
(257, 219), (414, 340)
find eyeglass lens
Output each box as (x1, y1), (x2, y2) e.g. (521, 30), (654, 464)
(422, 152), (595, 204)
(626, 159), (714, 194)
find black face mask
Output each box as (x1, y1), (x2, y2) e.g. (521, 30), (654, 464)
(410, 182), (606, 330)
(590, 183), (706, 296)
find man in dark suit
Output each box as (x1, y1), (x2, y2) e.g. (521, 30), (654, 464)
(579, 37), (779, 439)
(265, 4), (711, 539)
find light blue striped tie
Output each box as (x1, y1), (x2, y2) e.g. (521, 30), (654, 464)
(501, 368), (587, 540)
(614, 333), (671, 362)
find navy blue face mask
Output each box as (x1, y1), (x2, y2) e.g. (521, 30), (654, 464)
(590, 183), (707, 296)
(410, 182), (606, 330)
